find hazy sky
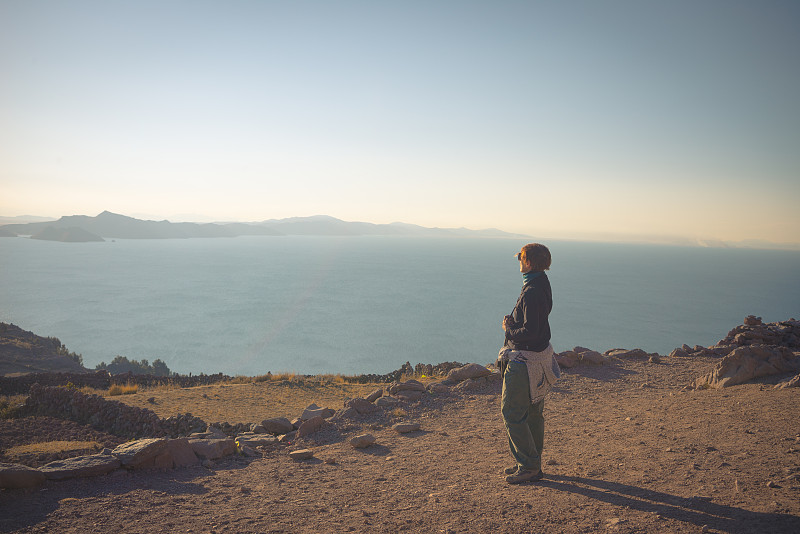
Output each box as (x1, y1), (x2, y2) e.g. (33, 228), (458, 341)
(1, 1), (798, 244)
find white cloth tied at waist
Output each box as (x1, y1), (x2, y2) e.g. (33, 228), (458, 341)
(498, 344), (561, 404)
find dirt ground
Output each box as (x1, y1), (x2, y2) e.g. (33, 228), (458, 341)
(1, 355), (799, 534)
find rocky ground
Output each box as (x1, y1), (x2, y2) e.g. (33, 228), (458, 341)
(1, 353), (799, 533)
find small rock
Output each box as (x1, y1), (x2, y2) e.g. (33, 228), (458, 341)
(261, 417), (295, 435)
(239, 445), (259, 457)
(393, 422), (421, 434)
(278, 431), (296, 443)
(555, 351), (580, 368)
(580, 350), (605, 365)
(349, 434), (376, 449)
(289, 449), (314, 461)
(546, 459), (558, 466)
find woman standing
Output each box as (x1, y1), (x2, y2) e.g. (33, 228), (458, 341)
(500, 243), (555, 484)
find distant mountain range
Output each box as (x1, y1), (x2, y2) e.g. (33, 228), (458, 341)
(0, 211), (527, 242)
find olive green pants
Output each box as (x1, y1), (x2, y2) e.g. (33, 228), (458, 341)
(501, 361), (544, 471)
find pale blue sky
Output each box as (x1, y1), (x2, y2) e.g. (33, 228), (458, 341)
(1, 1), (798, 244)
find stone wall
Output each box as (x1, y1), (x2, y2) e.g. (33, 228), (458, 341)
(24, 384), (207, 439)
(0, 370), (234, 395)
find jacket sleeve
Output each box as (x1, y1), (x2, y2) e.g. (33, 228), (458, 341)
(506, 287), (543, 344)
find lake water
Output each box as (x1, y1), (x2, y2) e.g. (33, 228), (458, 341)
(1, 236), (798, 376)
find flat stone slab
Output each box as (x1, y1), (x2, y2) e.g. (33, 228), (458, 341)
(40, 454), (121, 480)
(189, 438), (236, 460)
(113, 438), (168, 468)
(0, 462), (46, 489)
(165, 438), (200, 468)
(236, 435), (278, 447)
(289, 449), (314, 461)
(393, 422), (421, 434)
(446, 363), (491, 382)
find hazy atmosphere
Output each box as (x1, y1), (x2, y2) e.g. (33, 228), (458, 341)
(1, 1), (798, 246)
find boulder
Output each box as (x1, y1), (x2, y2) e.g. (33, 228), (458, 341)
(555, 351), (580, 368)
(375, 396), (400, 408)
(0, 462), (46, 489)
(40, 453), (121, 480)
(744, 315), (763, 326)
(669, 348), (690, 358)
(301, 404), (336, 421)
(296, 415), (325, 438)
(164, 438), (200, 468)
(349, 433), (376, 449)
(345, 397), (380, 414)
(261, 417), (295, 435)
(331, 407), (358, 420)
(388, 379), (426, 395)
(396, 389), (425, 401)
(694, 345), (800, 388)
(112, 438), (168, 468)
(365, 388), (384, 403)
(445, 363), (491, 382)
(426, 382), (450, 394)
(580, 350), (605, 365)
(188, 438), (237, 460)
(454, 378), (484, 392)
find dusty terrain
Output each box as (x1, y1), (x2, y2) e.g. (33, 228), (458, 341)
(1, 355), (799, 534)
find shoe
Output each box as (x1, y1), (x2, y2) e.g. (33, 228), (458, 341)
(504, 465), (519, 475)
(506, 469), (544, 484)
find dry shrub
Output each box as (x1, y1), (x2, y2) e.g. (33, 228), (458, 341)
(0, 394), (27, 419)
(108, 382), (138, 396)
(270, 372), (298, 382)
(6, 440), (103, 457)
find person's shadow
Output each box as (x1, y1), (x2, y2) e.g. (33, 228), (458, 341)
(541, 474), (800, 533)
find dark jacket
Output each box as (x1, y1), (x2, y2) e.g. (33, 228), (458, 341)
(504, 272), (552, 352)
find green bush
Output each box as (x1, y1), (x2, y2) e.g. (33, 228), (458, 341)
(96, 355), (172, 376)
